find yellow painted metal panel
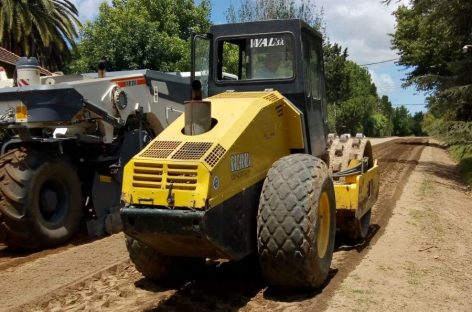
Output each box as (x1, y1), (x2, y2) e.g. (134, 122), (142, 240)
(334, 183), (359, 210)
(122, 160), (210, 208)
(283, 99), (304, 149)
(121, 91), (305, 209)
(334, 161), (379, 219)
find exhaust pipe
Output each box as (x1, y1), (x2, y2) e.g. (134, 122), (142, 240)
(184, 80), (211, 135)
(98, 59), (106, 78)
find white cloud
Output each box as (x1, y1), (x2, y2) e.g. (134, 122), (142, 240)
(369, 69), (396, 95)
(317, 0), (405, 64)
(70, 0), (112, 22)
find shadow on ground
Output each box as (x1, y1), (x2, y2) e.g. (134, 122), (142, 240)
(136, 227), (380, 312)
(141, 256), (266, 312)
(137, 252), (343, 311)
(335, 224), (380, 253)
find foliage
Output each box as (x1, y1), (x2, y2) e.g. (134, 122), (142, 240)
(411, 111), (425, 136)
(0, 0), (81, 71)
(68, 0), (211, 73)
(422, 116), (472, 146)
(323, 42), (349, 105)
(225, 0), (325, 32)
(391, 0), (472, 121)
(422, 114), (472, 185)
(366, 113), (391, 137)
(327, 104), (337, 133)
(335, 97), (368, 135)
(392, 106), (413, 136)
(449, 144), (472, 186)
(330, 60), (387, 136)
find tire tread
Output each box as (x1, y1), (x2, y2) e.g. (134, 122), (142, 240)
(0, 148), (81, 248)
(257, 154), (335, 289)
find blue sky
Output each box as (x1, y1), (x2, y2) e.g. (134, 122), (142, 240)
(71, 0), (427, 114)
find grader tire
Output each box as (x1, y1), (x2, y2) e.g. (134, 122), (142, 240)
(126, 235), (205, 282)
(257, 154), (336, 290)
(0, 148), (82, 249)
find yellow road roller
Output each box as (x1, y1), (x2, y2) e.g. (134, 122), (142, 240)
(121, 19), (379, 290)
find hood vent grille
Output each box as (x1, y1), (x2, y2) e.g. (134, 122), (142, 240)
(171, 142), (212, 160)
(138, 140), (225, 168)
(140, 141), (181, 159)
(204, 144), (226, 167)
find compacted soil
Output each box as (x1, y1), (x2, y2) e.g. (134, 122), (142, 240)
(0, 137), (471, 311)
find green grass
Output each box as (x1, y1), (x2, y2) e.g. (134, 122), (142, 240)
(404, 261), (430, 287)
(449, 144), (472, 186)
(418, 175), (434, 198)
(344, 287), (379, 310)
(410, 176), (444, 242)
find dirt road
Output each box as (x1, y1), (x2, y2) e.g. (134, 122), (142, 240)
(1, 137), (471, 311)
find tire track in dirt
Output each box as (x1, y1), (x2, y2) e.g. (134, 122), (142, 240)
(7, 138), (428, 312)
(0, 234), (128, 311)
(0, 235), (95, 272)
(305, 137), (428, 311)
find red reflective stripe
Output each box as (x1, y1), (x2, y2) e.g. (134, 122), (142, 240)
(111, 77), (146, 88)
(18, 79), (29, 86)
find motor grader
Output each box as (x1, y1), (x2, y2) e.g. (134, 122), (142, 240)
(0, 62), (188, 249)
(121, 19), (379, 290)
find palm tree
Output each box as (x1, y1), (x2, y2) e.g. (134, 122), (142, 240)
(0, 0), (81, 71)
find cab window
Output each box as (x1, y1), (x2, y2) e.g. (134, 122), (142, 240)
(302, 30), (322, 99)
(218, 33), (294, 81)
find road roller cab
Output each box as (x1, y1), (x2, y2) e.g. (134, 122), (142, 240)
(121, 19), (379, 290)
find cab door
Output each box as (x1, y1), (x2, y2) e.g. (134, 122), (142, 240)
(301, 29), (328, 158)
(191, 33), (212, 98)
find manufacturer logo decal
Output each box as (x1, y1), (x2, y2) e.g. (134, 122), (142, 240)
(212, 176), (220, 190)
(250, 37), (285, 48)
(231, 153), (251, 172)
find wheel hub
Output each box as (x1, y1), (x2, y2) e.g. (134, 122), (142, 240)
(40, 189), (58, 214)
(39, 180), (66, 223)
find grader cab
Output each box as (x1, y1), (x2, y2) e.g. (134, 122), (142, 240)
(121, 19), (379, 290)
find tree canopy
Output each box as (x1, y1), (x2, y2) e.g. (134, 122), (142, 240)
(323, 42), (349, 105)
(69, 0), (211, 73)
(225, 0), (324, 32)
(0, 0), (81, 71)
(391, 0), (472, 121)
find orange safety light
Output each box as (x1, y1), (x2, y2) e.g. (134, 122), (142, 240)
(15, 104), (28, 122)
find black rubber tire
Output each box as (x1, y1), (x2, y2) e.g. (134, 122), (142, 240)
(352, 210), (371, 241)
(0, 148), (82, 249)
(125, 235), (205, 282)
(257, 154), (336, 290)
